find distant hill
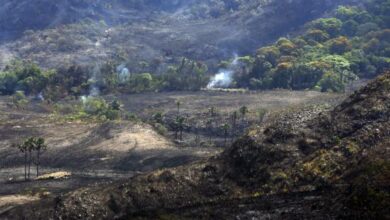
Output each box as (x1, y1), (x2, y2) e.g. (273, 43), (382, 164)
(0, 0), (352, 71)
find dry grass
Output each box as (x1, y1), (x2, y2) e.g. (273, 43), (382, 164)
(37, 171), (72, 180)
(88, 124), (174, 152)
(0, 195), (39, 208)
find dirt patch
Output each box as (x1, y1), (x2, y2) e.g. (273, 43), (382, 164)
(37, 172), (71, 181)
(0, 195), (39, 208)
(88, 124), (173, 152)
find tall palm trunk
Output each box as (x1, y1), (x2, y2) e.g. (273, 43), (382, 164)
(36, 150), (40, 177)
(224, 130), (228, 147)
(28, 150), (32, 180)
(24, 151), (27, 181)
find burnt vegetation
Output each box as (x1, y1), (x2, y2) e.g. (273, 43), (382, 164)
(0, 0), (389, 219)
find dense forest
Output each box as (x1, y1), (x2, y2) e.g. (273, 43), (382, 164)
(236, 0), (390, 92)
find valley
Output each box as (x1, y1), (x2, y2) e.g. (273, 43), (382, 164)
(0, 90), (343, 212)
(0, 0), (388, 219)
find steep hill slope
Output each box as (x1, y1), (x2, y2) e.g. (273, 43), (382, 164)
(0, 0), (352, 71)
(5, 72), (389, 219)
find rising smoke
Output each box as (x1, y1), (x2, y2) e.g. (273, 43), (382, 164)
(207, 54), (239, 89)
(116, 64), (130, 83)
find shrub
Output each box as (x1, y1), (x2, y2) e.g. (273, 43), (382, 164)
(81, 97), (121, 120)
(11, 91), (29, 109)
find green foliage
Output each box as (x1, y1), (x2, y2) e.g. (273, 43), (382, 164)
(236, 0), (390, 92)
(0, 61), (56, 96)
(11, 91), (29, 109)
(309, 18), (343, 37)
(82, 97), (121, 120)
(328, 36), (352, 54)
(125, 73), (155, 93)
(0, 56), (211, 100)
(317, 71), (345, 92)
(304, 29), (330, 43)
(153, 123), (168, 136)
(160, 58), (209, 91)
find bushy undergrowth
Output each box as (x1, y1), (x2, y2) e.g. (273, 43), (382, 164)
(54, 97), (122, 122)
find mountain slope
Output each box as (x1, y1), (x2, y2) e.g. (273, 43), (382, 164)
(0, 0), (353, 71)
(5, 72), (389, 219)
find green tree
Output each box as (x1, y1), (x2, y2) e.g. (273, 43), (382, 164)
(309, 18), (343, 37)
(304, 29), (330, 43)
(329, 36), (352, 54)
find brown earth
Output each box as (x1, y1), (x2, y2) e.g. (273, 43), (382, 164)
(0, 89), (344, 215)
(3, 73), (387, 219)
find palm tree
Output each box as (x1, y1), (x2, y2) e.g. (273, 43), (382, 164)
(26, 137), (35, 180)
(16, 142), (28, 181)
(209, 107), (216, 117)
(222, 123), (230, 147)
(206, 119), (213, 144)
(176, 101), (181, 116)
(34, 137), (47, 177)
(240, 105), (248, 122)
(231, 111), (238, 142)
(176, 116), (186, 141)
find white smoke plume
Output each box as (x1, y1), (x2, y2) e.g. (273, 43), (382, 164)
(80, 63), (101, 103)
(207, 54), (239, 89)
(116, 64), (130, 83)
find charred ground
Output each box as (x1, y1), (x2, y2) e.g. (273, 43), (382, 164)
(3, 73), (388, 219)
